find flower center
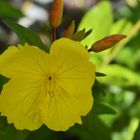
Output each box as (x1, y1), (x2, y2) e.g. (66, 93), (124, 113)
(44, 74), (56, 96)
(48, 76), (52, 80)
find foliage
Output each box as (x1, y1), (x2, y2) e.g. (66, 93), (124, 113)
(0, 1), (23, 18)
(0, 0), (140, 140)
(3, 19), (48, 52)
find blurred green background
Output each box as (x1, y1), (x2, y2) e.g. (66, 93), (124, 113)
(0, 0), (140, 140)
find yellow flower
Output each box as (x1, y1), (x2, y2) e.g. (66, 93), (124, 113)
(0, 38), (95, 131)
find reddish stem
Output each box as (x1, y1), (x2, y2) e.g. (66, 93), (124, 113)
(51, 27), (56, 41)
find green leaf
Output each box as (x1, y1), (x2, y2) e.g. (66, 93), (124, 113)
(115, 33), (140, 69)
(0, 28), (6, 39)
(0, 75), (9, 93)
(83, 29), (93, 39)
(110, 18), (132, 34)
(133, 122), (140, 140)
(3, 19), (49, 52)
(67, 115), (111, 140)
(26, 125), (56, 140)
(0, 117), (7, 131)
(92, 79), (106, 97)
(96, 72), (106, 77)
(93, 102), (116, 115)
(68, 125), (93, 140)
(83, 115), (111, 140)
(4, 124), (30, 140)
(71, 29), (85, 41)
(79, 1), (113, 47)
(99, 64), (140, 87)
(0, 1), (23, 18)
(0, 117), (7, 140)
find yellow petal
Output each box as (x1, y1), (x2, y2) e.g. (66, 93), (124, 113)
(40, 38), (95, 131)
(50, 38), (95, 97)
(0, 44), (50, 79)
(50, 38), (91, 75)
(40, 85), (93, 131)
(0, 79), (42, 130)
(0, 38), (96, 131)
(0, 44), (56, 130)
(50, 38), (89, 59)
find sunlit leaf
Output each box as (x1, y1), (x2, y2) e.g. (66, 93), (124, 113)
(133, 122), (140, 140)
(110, 18), (132, 34)
(115, 33), (140, 69)
(99, 64), (140, 87)
(79, 1), (113, 47)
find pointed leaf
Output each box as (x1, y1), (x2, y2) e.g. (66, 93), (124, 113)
(0, 1), (23, 18)
(83, 29), (93, 39)
(133, 122), (140, 140)
(96, 72), (106, 77)
(89, 34), (127, 52)
(0, 75), (9, 93)
(93, 102), (116, 115)
(3, 19), (48, 52)
(49, 0), (63, 27)
(71, 29), (85, 41)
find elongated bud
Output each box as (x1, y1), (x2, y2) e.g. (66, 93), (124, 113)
(63, 20), (75, 38)
(50, 0), (63, 28)
(89, 34), (127, 52)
